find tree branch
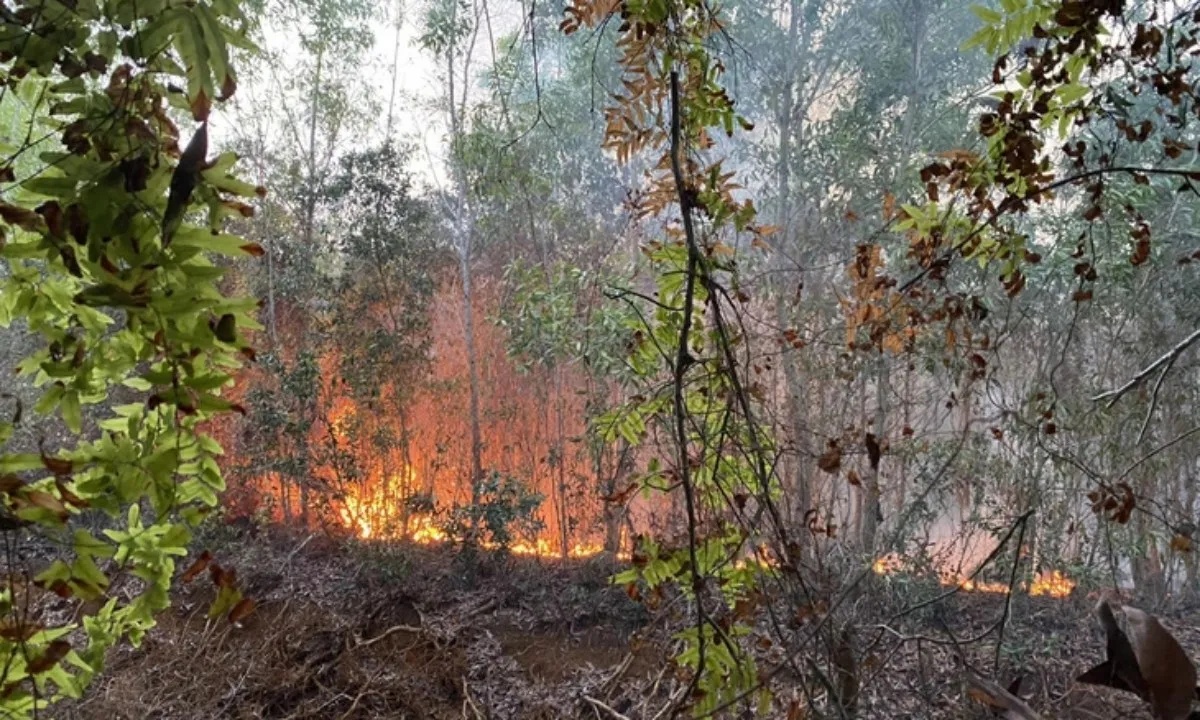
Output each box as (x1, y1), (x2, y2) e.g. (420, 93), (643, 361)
(1092, 326), (1200, 408)
(668, 68), (707, 702)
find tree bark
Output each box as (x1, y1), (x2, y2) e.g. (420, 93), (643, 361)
(442, 19), (485, 511)
(860, 358), (888, 554)
(384, 0), (402, 138)
(302, 46), (323, 249)
(458, 238), (484, 502)
(773, 0), (812, 532)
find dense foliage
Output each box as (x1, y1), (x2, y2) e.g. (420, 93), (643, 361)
(0, 0), (260, 712)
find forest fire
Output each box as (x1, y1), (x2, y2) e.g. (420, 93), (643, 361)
(872, 553), (1076, 598)
(228, 284), (630, 561)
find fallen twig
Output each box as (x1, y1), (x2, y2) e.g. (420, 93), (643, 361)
(354, 623), (423, 650)
(600, 651), (635, 700)
(648, 685), (687, 720)
(463, 677), (484, 720)
(336, 672), (379, 720)
(585, 694), (632, 720)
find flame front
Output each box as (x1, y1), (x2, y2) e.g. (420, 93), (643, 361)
(335, 480), (608, 559)
(1029, 569), (1075, 597)
(872, 553), (1075, 598)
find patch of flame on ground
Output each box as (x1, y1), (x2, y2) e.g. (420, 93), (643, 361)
(337, 492), (609, 559)
(872, 552), (1075, 598)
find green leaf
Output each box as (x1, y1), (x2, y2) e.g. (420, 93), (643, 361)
(194, 4), (233, 97)
(0, 454), (43, 473)
(1057, 83), (1089, 105)
(962, 26), (992, 51)
(171, 227), (260, 256)
(60, 391), (82, 434)
(175, 13), (214, 119)
(34, 385), (66, 415)
(21, 175), (77, 198)
(971, 5), (1003, 24)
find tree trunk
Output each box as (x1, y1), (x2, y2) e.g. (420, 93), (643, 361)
(302, 46), (323, 248)
(773, 0), (811, 533)
(458, 241), (484, 504)
(384, 0), (402, 138)
(554, 367), (569, 558)
(441, 26), (485, 514)
(860, 358), (888, 555)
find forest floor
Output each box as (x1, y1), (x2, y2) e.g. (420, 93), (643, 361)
(59, 525), (1200, 719)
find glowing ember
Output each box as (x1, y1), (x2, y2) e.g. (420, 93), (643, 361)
(734, 544), (779, 570)
(873, 553), (904, 575)
(872, 553), (1075, 598)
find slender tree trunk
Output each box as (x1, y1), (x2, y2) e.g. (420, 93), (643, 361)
(385, 0), (402, 138)
(458, 241), (484, 503)
(442, 29), (485, 513)
(554, 368), (569, 557)
(773, 0), (811, 533)
(895, 366), (911, 524)
(860, 358), (888, 554)
(280, 474), (291, 524)
(253, 143), (278, 348)
(864, 0), (926, 554)
(303, 46), (323, 247)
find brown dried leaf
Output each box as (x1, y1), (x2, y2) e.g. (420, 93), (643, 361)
(0, 202), (43, 231)
(0, 620), (42, 642)
(967, 686), (1003, 708)
(228, 597), (256, 624)
(190, 88), (211, 122)
(54, 479), (87, 509)
(181, 550), (212, 583)
(817, 443), (842, 474)
(24, 491), (68, 521)
(1130, 237), (1151, 266)
(40, 455), (73, 476)
(27, 640), (70, 675)
(864, 433), (881, 470)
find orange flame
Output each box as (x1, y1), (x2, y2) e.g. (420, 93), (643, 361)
(872, 553), (1075, 598)
(335, 479), (610, 559)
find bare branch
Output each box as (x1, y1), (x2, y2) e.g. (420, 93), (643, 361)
(1092, 326), (1200, 408)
